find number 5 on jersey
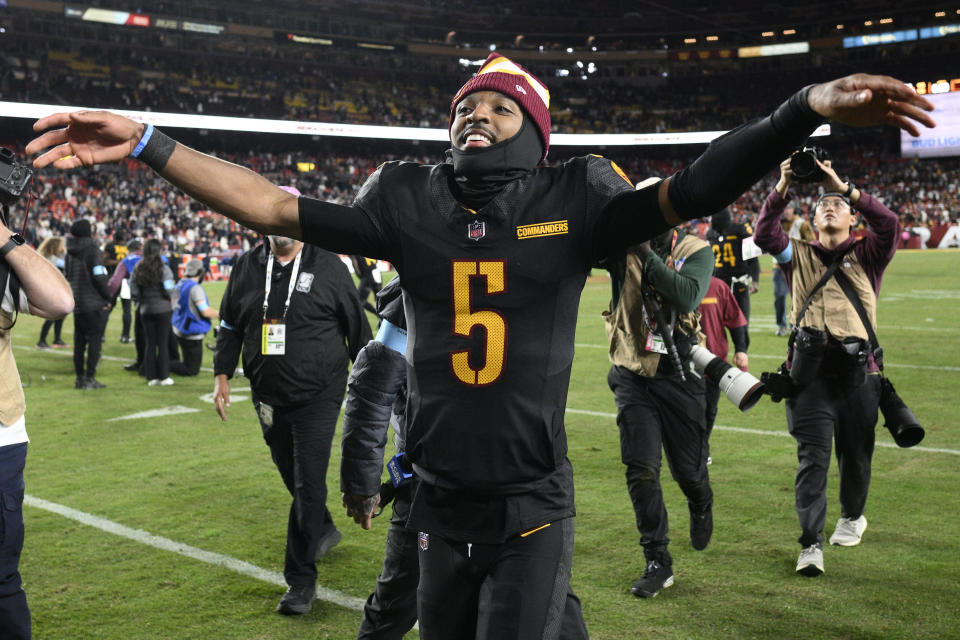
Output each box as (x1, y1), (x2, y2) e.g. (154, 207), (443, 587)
(451, 260), (506, 386)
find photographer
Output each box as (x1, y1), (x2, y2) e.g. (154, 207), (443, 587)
(1, 211), (74, 639)
(753, 156), (898, 578)
(603, 223), (714, 598)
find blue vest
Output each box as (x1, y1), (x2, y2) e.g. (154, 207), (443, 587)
(122, 253), (142, 276)
(172, 279), (211, 336)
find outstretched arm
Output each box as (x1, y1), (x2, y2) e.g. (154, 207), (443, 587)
(594, 73), (935, 260)
(26, 112), (301, 238)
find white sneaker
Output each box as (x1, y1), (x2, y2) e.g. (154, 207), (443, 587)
(158, 377), (175, 386)
(829, 515), (867, 547)
(796, 543), (824, 577)
(147, 379), (161, 386)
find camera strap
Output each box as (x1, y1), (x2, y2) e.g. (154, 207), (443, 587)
(831, 268), (883, 372)
(789, 253), (844, 350)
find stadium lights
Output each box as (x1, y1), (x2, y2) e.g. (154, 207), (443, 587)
(684, 37), (697, 44)
(783, 29), (797, 35)
(762, 31), (775, 37)
(935, 11), (946, 17)
(566, 47), (574, 53)
(706, 35), (719, 41)
(488, 44), (496, 51)
(880, 18), (894, 24)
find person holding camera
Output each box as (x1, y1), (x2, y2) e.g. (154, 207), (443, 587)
(603, 220), (715, 598)
(1, 213), (74, 640)
(754, 155), (898, 577)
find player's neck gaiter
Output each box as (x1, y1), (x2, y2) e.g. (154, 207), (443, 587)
(448, 116), (543, 209)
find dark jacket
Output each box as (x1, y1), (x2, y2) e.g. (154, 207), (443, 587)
(213, 242), (371, 407)
(65, 236), (111, 312)
(341, 277), (408, 497)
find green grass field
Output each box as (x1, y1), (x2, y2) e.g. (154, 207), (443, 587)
(12, 249), (960, 639)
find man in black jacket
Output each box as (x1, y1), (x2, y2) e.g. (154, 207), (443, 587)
(64, 218), (111, 389)
(212, 222), (371, 616)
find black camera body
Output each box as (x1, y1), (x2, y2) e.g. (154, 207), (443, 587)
(0, 148), (33, 206)
(790, 146), (830, 184)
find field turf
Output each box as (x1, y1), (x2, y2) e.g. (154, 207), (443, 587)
(12, 248), (960, 639)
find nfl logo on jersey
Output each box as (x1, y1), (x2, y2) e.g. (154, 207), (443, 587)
(468, 220), (486, 242)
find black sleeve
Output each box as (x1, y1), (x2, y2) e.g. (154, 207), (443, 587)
(729, 325), (748, 354)
(667, 86), (823, 222)
(87, 247), (112, 302)
(298, 164), (394, 260)
(340, 340), (408, 496)
(213, 257), (244, 378)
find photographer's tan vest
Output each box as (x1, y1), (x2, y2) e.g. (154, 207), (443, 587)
(0, 310), (26, 425)
(604, 235), (707, 377)
(790, 240), (876, 341)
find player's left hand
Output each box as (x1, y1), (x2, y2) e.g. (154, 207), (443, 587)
(733, 351), (749, 371)
(807, 74), (935, 137)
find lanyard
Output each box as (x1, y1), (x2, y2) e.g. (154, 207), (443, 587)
(263, 248), (303, 320)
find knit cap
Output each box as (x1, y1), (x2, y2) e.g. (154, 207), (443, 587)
(450, 52), (551, 159)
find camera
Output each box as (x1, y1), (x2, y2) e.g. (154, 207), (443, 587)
(689, 345), (765, 411)
(789, 146), (830, 184)
(0, 148), (33, 206)
(878, 377), (924, 448)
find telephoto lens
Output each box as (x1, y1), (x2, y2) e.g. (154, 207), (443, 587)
(689, 345), (765, 411)
(879, 377), (924, 447)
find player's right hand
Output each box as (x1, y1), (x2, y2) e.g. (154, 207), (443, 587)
(342, 493), (380, 530)
(26, 111), (144, 170)
(213, 375), (230, 421)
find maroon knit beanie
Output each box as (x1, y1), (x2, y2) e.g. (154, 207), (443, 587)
(450, 52), (551, 160)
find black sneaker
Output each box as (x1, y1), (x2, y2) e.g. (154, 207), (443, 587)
(83, 378), (106, 389)
(631, 560), (674, 598)
(36, 341), (51, 350)
(123, 362), (140, 372)
(314, 528), (342, 560)
(276, 585), (315, 615)
(52, 339), (69, 348)
(690, 505), (713, 551)
(75, 377), (88, 389)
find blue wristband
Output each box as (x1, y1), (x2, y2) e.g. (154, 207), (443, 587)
(130, 124), (154, 158)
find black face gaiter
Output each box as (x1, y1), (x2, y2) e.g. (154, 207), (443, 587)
(448, 116), (544, 210)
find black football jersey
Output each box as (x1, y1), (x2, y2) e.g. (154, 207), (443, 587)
(708, 221), (753, 280)
(302, 156), (633, 492)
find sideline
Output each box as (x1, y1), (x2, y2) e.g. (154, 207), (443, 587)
(23, 495), (367, 613)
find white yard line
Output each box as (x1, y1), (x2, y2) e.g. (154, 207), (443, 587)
(107, 406), (201, 421)
(23, 495), (367, 613)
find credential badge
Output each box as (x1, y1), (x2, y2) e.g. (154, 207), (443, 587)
(419, 531), (430, 551)
(468, 220), (486, 242)
(296, 272), (314, 293)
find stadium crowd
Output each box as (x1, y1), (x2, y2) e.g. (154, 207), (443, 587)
(15, 144), (959, 253)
